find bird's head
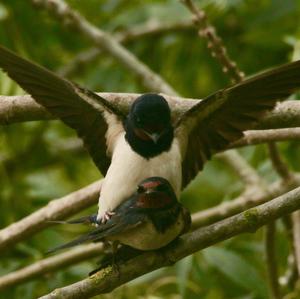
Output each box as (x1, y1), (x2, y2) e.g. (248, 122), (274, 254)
(134, 177), (177, 210)
(129, 94), (172, 144)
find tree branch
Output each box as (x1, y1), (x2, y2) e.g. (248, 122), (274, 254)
(0, 180), (102, 252)
(268, 142), (294, 182)
(1, 177), (297, 291)
(181, 0), (244, 83)
(2, 95), (300, 140)
(2, 174), (297, 257)
(265, 222), (281, 299)
(31, 0), (177, 95)
(231, 128), (300, 148)
(58, 19), (194, 77)
(0, 93), (196, 125)
(292, 211), (300, 276)
(39, 186), (300, 299)
(191, 175), (300, 229)
(217, 150), (262, 187)
(0, 243), (103, 290)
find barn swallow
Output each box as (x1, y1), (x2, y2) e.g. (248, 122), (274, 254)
(48, 177), (191, 253)
(1, 46), (300, 222)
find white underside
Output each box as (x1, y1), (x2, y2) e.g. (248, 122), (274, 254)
(97, 132), (182, 220)
(108, 209), (186, 250)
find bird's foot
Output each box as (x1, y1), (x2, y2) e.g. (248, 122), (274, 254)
(112, 261), (121, 279)
(97, 211), (116, 224)
(101, 211), (115, 223)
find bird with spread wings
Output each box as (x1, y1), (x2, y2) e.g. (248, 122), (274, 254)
(0, 45), (300, 222)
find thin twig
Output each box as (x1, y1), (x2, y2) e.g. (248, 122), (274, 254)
(182, 0), (244, 83)
(268, 142), (294, 182)
(279, 254), (298, 290)
(292, 211), (300, 276)
(265, 222), (281, 299)
(217, 151), (263, 187)
(39, 186), (300, 299)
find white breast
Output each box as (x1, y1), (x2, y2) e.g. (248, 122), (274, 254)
(98, 133), (182, 218)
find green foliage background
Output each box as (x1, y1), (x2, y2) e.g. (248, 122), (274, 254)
(0, 0), (300, 298)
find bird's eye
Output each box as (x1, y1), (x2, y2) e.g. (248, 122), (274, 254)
(137, 185), (146, 193)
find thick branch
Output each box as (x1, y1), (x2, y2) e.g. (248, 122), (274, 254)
(0, 180), (102, 252)
(0, 93), (195, 125)
(0, 92), (300, 137)
(31, 0), (177, 95)
(231, 128), (300, 148)
(39, 186), (300, 299)
(0, 95), (52, 124)
(0, 243), (103, 290)
(2, 95), (300, 132)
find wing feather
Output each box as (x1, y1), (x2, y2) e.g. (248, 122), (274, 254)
(176, 60), (300, 187)
(0, 46), (126, 174)
(48, 213), (145, 253)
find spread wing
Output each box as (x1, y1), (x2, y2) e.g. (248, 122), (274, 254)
(48, 212), (146, 253)
(175, 60), (300, 188)
(0, 46), (126, 175)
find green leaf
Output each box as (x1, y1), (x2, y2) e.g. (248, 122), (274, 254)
(203, 247), (268, 298)
(175, 255), (193, 298)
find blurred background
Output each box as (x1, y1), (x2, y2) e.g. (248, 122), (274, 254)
(1, 0), (300, 298)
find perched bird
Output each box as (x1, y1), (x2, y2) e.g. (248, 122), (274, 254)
(1, 45), (300, 221)
(48, 177), (191, 253)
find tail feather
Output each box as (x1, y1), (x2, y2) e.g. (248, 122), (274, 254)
(47, 214), (98, 226)
(47, 228), (103, 254)
(64, 214), (98, 225)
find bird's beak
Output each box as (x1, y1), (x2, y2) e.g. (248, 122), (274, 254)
(150, 133), (160, 144)
(143, 131), (161, 144)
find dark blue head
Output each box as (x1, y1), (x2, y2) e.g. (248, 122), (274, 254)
(124, 94), (174, 158)
(136, 177), (177, 204)
(133, 177), (181, 233)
